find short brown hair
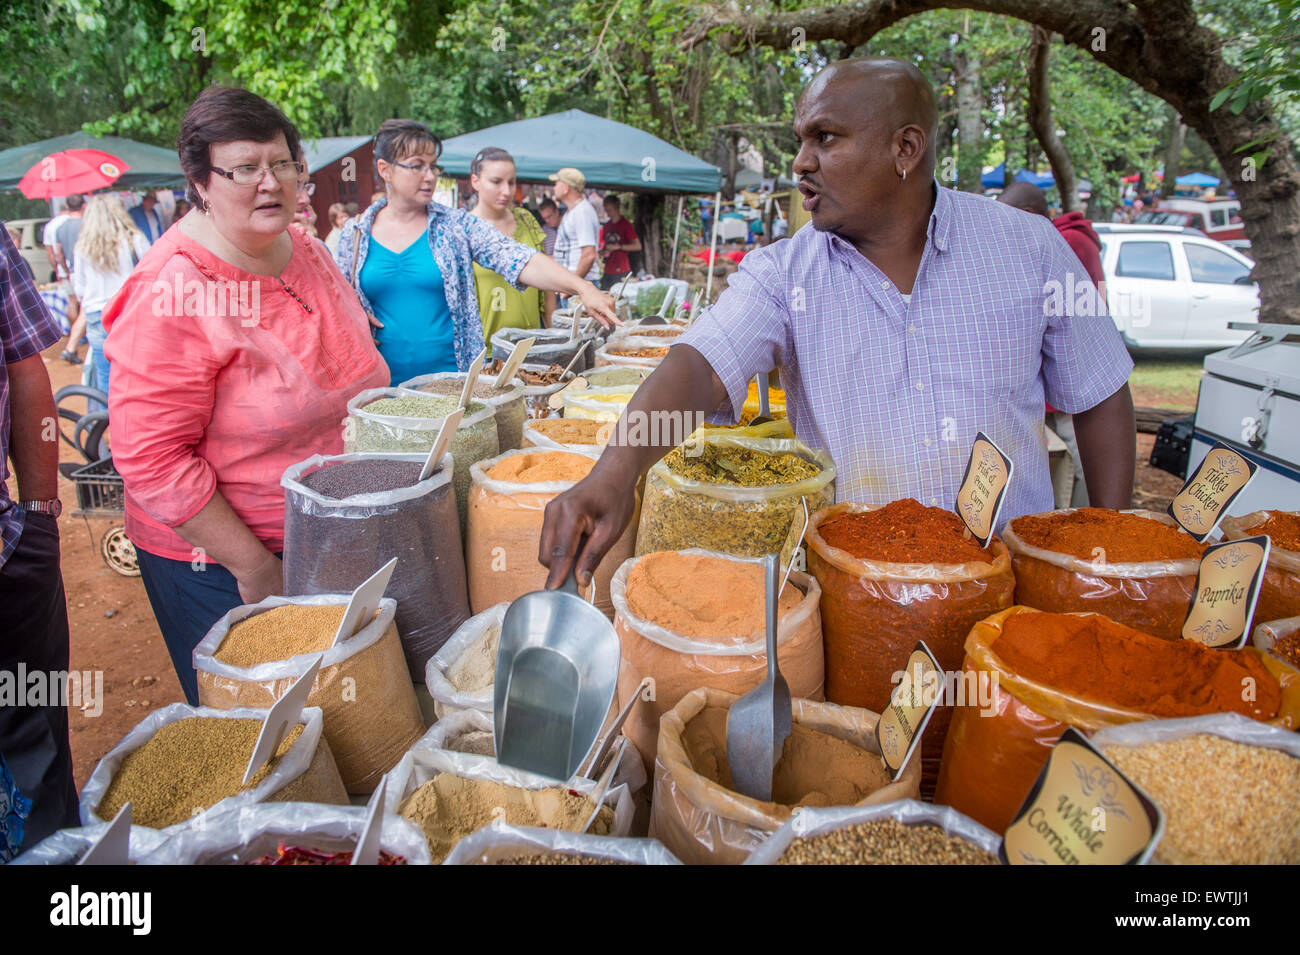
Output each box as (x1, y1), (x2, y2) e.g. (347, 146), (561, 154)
(177, 86), (302, 207)
(374, 119), (442, 175)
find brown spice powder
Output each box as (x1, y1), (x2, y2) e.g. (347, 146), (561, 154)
(527, 417), (611, 446)
(818, 498), (994, 564)
(1245, 510), (1300, 552)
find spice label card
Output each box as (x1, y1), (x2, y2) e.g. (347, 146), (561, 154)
(1000, 729), (1163, 866)
(1181, 536), (1271, 649)
(1168, 442), (1258, 542)
(779, 498), (811, 597)
(954, 432), (1013, 548)
(547, 376), (587, 410)
(875, 642), (942, 780)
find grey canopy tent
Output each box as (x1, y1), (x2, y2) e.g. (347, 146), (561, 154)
(438, 109), (721, 194)
(0, 132), (184, 191)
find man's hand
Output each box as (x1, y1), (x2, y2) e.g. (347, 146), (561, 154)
(1073, 382), (1136, 509)
(539, 457), (639, 589)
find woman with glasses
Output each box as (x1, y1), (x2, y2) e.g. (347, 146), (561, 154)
(335, 119), (617, 385)
(101, 86), (390, 703)
(469, 147), (553, 353)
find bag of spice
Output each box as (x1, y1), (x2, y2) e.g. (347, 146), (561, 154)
(424, 603), (507, 720)
(650, 687), (919, 866)
(80, 704), (348, 834)
(343, 388), (500, 532)
(742, 799), (1000, 865)
(491, 327), (596, 372)
(594, 338), (669, 369)
(9, 825), (167, 865)
(381, 742), (635, 863)
(143, 802), (432, 865)
(583, 365), (652, 390)
(444, 823), (682, 865)
(1092, 713), (1300, 865)
(806, 499), (1015, 799)
(194, 595), (425, 795)
(611, 550), (825, 772)
(521, 417), (610, 456)
(636, 435), (836, 559)
(503, 361), (580, 420)
(1253, 614), (1300, 676)
(282, 452), (471, 678)
(561, 385), (636, 422)
(466, 449), (637, 617)
(400, 371), (527, 452)
(933, 606), (1300, 834)
(1221, 510), (1300, 623)
(1002, 508), (1206, 639)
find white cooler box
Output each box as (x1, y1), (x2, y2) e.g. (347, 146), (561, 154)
(1188, 323), (1300, 515)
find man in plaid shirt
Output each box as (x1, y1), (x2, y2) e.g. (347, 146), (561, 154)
(0, 225), (78, 860)
(540, 57), (1136, 590)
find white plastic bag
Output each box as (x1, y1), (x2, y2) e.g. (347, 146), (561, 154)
(142, 802), (432, 865)
(9, 825), (167, 865)
(400, 370), (527, 451)
(424, 603), (508, 719)
(561, 384), (636, 421)
(80, 704), (337, 834)
(743, 798), (1001, 864)
(594, 339), (668, 369)
(1254, 614), (1300, 672)
(444, 823), (681, 865)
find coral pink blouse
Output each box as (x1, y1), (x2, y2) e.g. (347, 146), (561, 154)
(103, 224), (389, 562)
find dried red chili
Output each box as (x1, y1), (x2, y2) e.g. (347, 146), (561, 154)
(1274, 631), (1300, 670)
(245, 841), (407, 865)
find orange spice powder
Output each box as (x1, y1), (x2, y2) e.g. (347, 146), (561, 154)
(1010, 508), (1206, 562)
(1245, 510), (1300, 552)
(817, 498), (995, 564)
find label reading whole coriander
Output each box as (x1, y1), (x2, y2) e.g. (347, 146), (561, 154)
(1000, 729), (1163, 866)
(1181, 536), (1271, 649)
(954, 432), (1014, 547)
(874, 642), (943, 781)
(1168, 442), (1258, 542)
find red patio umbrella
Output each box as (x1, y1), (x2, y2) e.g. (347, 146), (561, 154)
(17, 148), (130, 199)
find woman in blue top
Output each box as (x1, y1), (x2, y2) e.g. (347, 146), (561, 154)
(336, 119), (617, 382)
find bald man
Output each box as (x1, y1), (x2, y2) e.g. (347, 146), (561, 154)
(540, 57), (1135, 589)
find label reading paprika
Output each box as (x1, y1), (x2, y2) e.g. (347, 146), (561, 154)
(875, 642), (942, 780)
(954, 432), (1013, 548)
(1181, 536), (1271, 649)
(1168, 442), (1257, 542)
(1000, 729), (1163, 866)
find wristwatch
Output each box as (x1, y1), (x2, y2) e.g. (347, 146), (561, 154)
(19, 499), (63, 519)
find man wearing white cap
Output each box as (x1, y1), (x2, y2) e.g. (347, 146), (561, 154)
(549, 167), (601, 285)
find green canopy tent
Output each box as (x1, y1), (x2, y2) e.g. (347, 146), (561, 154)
(0, 132), (185, 192)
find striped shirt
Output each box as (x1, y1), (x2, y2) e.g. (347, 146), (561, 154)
(1, 227), (63, 567)
(678, 185), (1133, 526)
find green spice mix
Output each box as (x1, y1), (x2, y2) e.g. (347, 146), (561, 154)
(665, 443), (821, 487)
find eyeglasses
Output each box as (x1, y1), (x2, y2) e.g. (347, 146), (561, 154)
(210, 160), (304, 186)
(392, 160), (442, 177)
(298, 181), (316, 196)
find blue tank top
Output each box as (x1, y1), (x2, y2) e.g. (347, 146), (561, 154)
(359, 229), (455, 384)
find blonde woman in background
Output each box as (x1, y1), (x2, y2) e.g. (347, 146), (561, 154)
(323, 202), (348, 254)
(72, 195), (150, 410)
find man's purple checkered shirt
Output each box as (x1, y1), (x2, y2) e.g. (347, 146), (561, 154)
(678, 186), (1133, 526)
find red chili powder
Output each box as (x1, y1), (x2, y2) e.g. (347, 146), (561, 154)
(995, 612), (1280, 720)
(1245, 510), (1300, 553)
(1010, 508), (1206, 562)
(817, 498), (995, 564)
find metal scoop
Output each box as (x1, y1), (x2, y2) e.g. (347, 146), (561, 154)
(494, 553), (620, 781)
(726, 554), (792, 801)
(750, 372), (775, 426)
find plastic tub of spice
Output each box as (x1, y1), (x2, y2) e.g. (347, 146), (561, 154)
(143, 802), (432, 865)
(1093, 713), (1300, 865)
(635, 435), (836, 559)
(491, 327), (597, 373)
(610, 549), (825, 772)
(382, 743), (634, 863)
(282, 452), (471, 677)
(1221, 510), (1300, 623)
(933, 606), (1300, 834)
(9, 824), (168, 865)
(806, 499), (1015, 799)
(521, 416), (611, 456)
(466, 448), (636, 617)
(401, 371), (527, 451)
(81, 704), (348, 834)
(1254, 615), (1300, 677)
(444, 823), (682, 865)
(744, 799), (1001, 865)
(594, 339), (669, 368)
(1002, 507), (1207, 639)
(344, 388), (499, 531)
(194, 595), (425, 794)
(649, 687), (920, 865)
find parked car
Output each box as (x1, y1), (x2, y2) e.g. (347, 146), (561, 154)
(1133, 197), (1246, 245)
(6, 217), (53, 284)
(1093, 226), (1258, 350)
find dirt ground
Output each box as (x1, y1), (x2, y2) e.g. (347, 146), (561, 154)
(13, 342), (1191, 792)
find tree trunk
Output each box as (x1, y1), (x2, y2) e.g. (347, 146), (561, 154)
(1160, 108), (1188, 198)
(634, 193), (665, 276)
(687, 0), (1300, 324)
(1027, 26), (1079, 213)
(955, 46), (984, 192)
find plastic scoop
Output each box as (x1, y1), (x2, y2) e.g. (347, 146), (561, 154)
(560, 340), (590, 379)
(750, 372), (775, 426)
(493, 548), (620, 782)
(725, 553), (792, 802)
(578, 677), (650, 780)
